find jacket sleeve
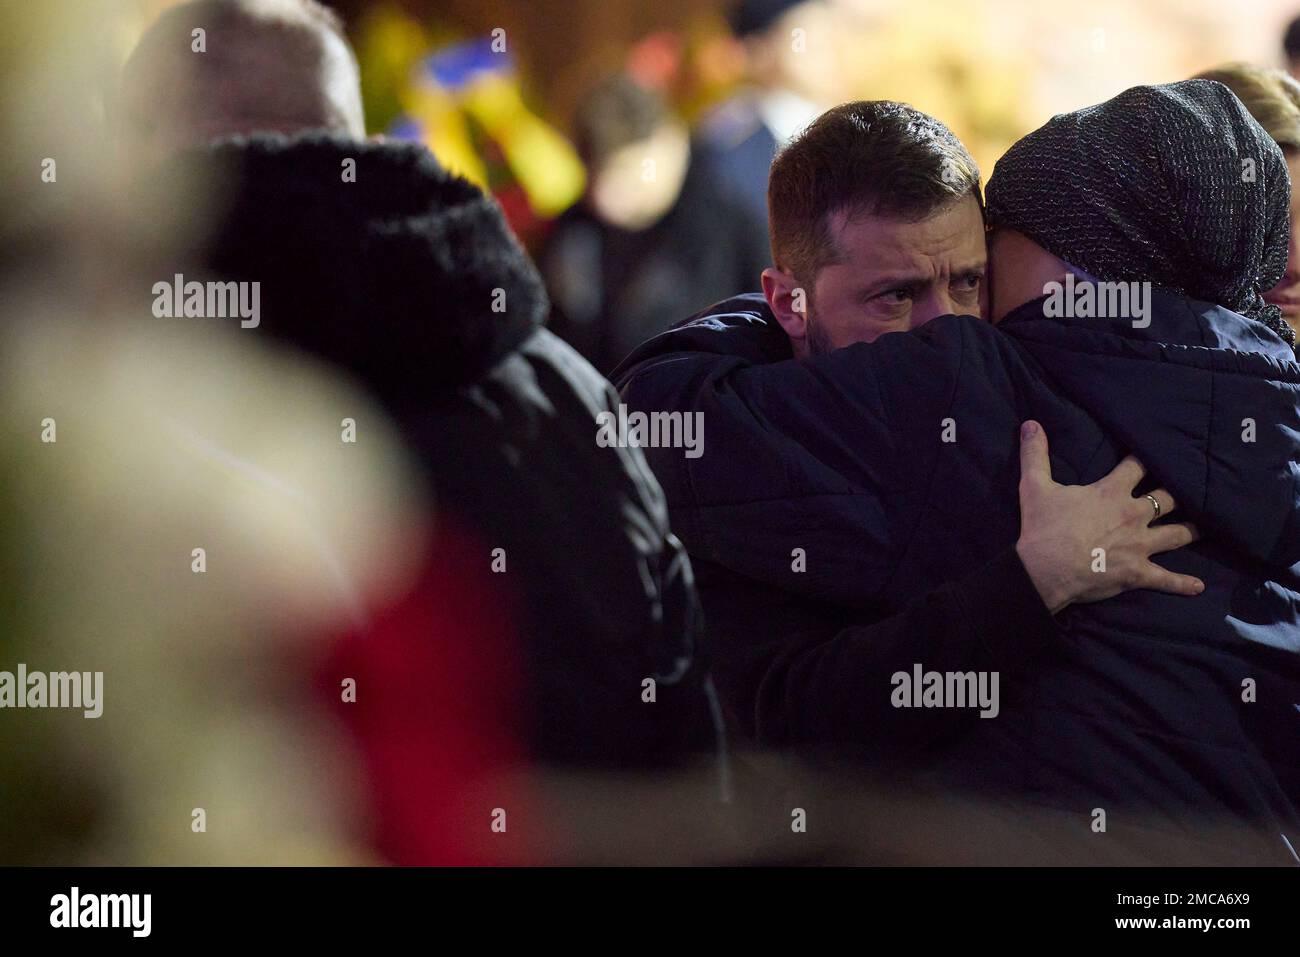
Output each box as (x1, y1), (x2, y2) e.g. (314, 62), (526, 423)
(619, 318), (1053, 752)
(697, 545), (1057, 751)
(621, 324), (974, 610)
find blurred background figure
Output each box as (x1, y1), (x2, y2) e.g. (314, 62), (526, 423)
(1197, 62), (1300, 337)
(696, 0), (828, 235)
(1285, 13), (1300, 78)
(539, 73), (768, 373)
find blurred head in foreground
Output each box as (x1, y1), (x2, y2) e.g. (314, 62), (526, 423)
(0, 0), (423, 866)
(116, 0), (365, 162)
(1195, 63), (1300, 335)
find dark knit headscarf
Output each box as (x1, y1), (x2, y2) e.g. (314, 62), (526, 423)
(987, 79), (1296, 348)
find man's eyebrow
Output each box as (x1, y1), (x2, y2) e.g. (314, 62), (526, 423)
(855, 273), (931, 300)
(854, 261), (988, 301)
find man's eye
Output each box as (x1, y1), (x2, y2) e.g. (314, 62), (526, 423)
(879, 288), (912, 305)
(955, 274), (983, 292)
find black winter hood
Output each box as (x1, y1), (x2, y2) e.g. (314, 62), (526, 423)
(139, 133), (546, 405)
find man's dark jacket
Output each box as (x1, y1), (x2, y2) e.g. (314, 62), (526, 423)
(142, 133), (717, 771)
(613, 291), (1300, 863)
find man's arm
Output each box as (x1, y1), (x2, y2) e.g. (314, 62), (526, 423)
(618, 324), (1201, 750)
(704, 420), (1202, 751)
(702, 543), (1050, 750)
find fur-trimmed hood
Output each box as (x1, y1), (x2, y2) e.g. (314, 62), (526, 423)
(143, 133), (546, 406)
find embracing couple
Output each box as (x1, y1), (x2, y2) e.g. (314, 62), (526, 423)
(613, 80), (1300, 865)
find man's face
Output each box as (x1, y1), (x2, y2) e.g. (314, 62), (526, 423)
(806, 194), (986, 352)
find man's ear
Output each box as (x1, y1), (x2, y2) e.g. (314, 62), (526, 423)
(762, 266), (810, 347)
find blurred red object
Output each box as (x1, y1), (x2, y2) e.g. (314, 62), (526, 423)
(322, 517), (541, 865)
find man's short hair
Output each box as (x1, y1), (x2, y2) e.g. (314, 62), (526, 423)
(767, 100), (982, 286)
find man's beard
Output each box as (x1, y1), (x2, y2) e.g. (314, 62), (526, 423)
(806, 311), (834, 357)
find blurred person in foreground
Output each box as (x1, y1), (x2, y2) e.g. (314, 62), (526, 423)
(540, 73), (768, 374)
(615, 85), (1300, 864)
(1196, 63), (1300, 337)
(0, 0), (418, 866)
(117, 0), (720, 864)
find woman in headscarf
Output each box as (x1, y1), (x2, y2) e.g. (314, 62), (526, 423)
(943, 79), (1300, 863)
(985, 79), (1295, 348)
